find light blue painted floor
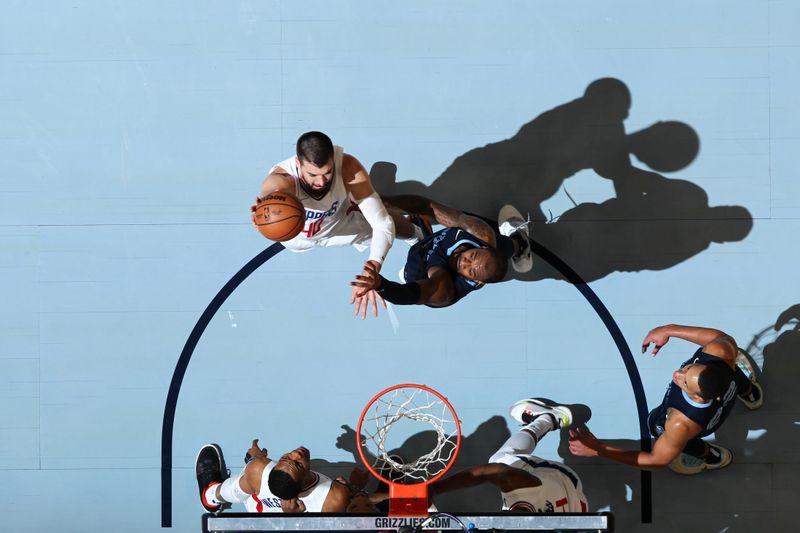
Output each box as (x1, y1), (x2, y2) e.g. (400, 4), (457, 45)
(1, 1), (799, 531)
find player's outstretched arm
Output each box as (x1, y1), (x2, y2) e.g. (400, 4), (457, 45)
(349, 260), (388, 319)
(244, 438), (269, 464)
(343, 155), (393, 319)
(351, 264), (456, 307)
(568, 417), (695, 469)
(253, 172), (297, 220)
(431, 463), (539, 495)
(430, 205), (495, 247)
(259, 170), (295, 199)
(384, 195), (496, 247)
(342, 154), (395, 265)
(642, 324), (734, 357)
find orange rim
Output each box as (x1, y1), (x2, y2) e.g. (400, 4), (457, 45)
(356, 383), (462, 487)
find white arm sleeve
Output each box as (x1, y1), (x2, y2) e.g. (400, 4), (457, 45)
(357, 192), (395, 264)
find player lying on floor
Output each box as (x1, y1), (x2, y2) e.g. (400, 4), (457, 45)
(427, 397), (588, 512)
(196, 439), (350, 513)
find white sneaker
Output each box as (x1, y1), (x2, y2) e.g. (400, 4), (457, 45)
(735, 349), (763, 410)
(509, 398), (572, 429)
(735, 349), (758, 381)
(498, 205), (533, 273)
(668, 443), (732, 475)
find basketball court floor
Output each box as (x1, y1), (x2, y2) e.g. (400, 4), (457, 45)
(2, 1), (799, 531)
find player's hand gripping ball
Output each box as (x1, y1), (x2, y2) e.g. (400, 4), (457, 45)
(251, 192), (305, 241)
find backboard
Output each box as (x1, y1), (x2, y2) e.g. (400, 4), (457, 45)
(202, 511), (614, 532)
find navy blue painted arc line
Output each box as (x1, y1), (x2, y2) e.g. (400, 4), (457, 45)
(529, 240), (652, 523)
(160, 239), (652, 526)
(160, 242), (285, 527)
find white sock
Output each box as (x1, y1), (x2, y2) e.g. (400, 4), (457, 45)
(520, 414), (556, 448)
(203, 483), (224, 507)
(488, 415), (555, 461)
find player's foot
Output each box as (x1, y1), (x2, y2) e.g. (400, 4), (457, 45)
(668, 443), (732, 475)
(498, 205), (533, 274)
(510, 398), (572, 429)
(196, 443), (231, 513)
(737, 382), (763, 410)
(735, 349), (764, 410)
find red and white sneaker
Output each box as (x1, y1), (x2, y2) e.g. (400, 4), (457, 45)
(196, 443), (230, 513)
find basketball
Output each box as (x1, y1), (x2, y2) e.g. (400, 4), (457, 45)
(251, 192), (305, 242)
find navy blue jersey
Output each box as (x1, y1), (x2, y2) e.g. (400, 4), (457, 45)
(403, 227), (487, 306)
(648, 348), (737, 439)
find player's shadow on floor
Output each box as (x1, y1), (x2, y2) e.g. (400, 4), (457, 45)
(560, 303), (800, 532)
(372, 77), (752, 283)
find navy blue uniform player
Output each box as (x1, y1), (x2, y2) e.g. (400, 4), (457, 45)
(351, 196), (532, 308)
(403, 227), (493, 306)
(569, 324), (763, 474)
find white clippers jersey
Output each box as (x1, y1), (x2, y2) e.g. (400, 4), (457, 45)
(245, 460), (333, 513)
(269, 145), (356, 251)
(499, 457), (587, 513)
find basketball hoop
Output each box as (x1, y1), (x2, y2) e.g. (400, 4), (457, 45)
(356, 384), (461, 516)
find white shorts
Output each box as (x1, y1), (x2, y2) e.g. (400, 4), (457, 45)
(282, 210), (373, 253)
(492, 453), (588, 513)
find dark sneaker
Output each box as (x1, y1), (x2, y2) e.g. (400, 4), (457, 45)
(703, 443), (733, 470)
(196, 443), (230, 512)
(737, 381), (763, 410)
(669, 443), (732, 475)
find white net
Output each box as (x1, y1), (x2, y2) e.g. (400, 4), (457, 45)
(359, 385), (460, 483)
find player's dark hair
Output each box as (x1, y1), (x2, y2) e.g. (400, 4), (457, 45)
(697, 362), (734, 400)
(485, 248), (508, 284)
(267, 468), (303, 499)
(296, 131), (334, 167)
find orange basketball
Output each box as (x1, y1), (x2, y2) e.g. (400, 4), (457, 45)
(251, 192), (305, 242)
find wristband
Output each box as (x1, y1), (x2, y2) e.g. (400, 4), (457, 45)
(376, 276), (421, 305)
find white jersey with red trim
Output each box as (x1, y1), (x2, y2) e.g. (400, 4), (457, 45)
(269, 145), (365, 252)
(498, 456), (587, 513)
(244, 460), (333, 513)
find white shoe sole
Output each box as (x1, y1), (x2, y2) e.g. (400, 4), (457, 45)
(498, 205), (525, 233)
(668, 445), (732, 475)
(509, 398), (572, 428)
